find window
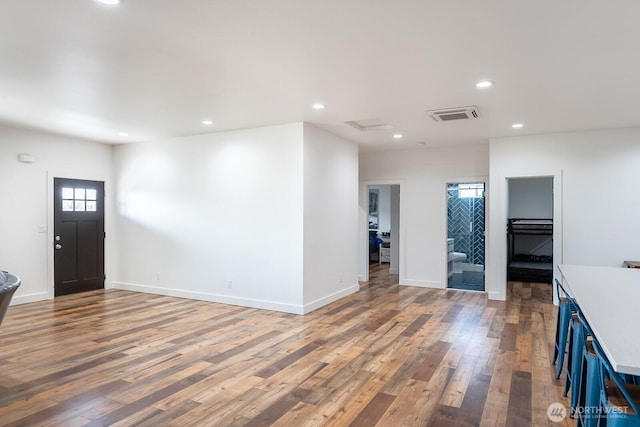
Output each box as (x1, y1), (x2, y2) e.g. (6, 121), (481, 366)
(62, 187), (97, 212)
(458, 183), (484, 198)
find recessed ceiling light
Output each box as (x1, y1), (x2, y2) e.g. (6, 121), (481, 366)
(512, 123), (524, 128)
(393, 134), (403, 139)
(118, 132), (128, 137)
(202, 120), (213, 125)
(96, 0), (121, 5)
(476, 81), (493, 88)
(312, 103), (326, 110)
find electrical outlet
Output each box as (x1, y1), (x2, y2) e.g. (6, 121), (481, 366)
(156, 272), (161, 281)
(226, 281), (233, 289)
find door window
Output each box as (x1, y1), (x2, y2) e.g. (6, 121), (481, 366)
(62, 187), (98, 212)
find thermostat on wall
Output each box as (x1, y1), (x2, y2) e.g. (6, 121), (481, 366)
(18, 153), (35, 163)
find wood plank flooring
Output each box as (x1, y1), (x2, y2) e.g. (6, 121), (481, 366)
(0, 265), (572, 426)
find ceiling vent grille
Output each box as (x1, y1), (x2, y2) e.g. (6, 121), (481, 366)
(345, 119), (393, 131)
(427, 106), (480, 122)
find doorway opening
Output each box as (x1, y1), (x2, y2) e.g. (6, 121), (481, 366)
(54, 178), (105, 296)
(506, 177), (554, 286)
(368, 185), (400, 278)
(447, 182), (485, 291)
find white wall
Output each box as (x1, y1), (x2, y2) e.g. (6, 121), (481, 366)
(508, 177), (553, 218)
(0, 125), (114, 304)
(302, 124), (359, 310)
(114, 123), (306, 313)
(360, 144), (489, 288)
(489, 127), (640, 301)
(1, 121), (358, 314)
(113, 122), (359, 314)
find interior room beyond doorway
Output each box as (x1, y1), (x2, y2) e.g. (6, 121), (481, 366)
(368, 185), (399, 276)
(506, 177), (554, 286)
(447, 182), (485, 291)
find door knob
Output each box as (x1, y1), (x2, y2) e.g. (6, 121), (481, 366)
(55, 244), (62, 250)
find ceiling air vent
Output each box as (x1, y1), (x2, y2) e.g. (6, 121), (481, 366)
(345, 118), (393, 131)
(427, 106), (480, 122)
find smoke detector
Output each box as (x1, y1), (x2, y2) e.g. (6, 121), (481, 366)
(427, 106), (480, 122)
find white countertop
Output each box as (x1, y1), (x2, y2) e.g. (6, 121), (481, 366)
(558, 264), (640, 376)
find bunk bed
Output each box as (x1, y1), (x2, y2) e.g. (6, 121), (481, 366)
(507, 218), (553, 283)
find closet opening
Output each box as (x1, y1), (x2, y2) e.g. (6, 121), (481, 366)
(506, 177), (554, 286)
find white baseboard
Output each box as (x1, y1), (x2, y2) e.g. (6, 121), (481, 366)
(487, 290), (506, 301)
(388, 268), (399, 275)
(302, 284), (359, 314)
(112, 281), (359, 315)
(112, 281), (306, 314)
(10, 292), (50, 305)
(400, 278), (445, 289)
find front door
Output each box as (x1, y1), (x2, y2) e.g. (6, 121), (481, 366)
(54, 178), (105, 296)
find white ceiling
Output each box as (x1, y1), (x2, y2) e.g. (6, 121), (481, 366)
(1, 1), (639, 151)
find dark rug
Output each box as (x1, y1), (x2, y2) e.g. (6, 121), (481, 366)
(448, 270), (485, 291)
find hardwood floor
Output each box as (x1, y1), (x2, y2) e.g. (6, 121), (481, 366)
(0, 265), (572, 426)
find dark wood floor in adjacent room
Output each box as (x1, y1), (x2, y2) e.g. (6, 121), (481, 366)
(0, 265), (571, 426)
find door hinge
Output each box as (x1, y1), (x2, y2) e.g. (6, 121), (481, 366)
(104, 232), (106, 238)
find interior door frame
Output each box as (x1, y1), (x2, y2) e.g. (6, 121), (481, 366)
(509, 174), (562, 304)
(46, 171), (110, 299)
(359, 179), (406, 283)
(442, 176), (488, 291)
(487, 170), (563, 303)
